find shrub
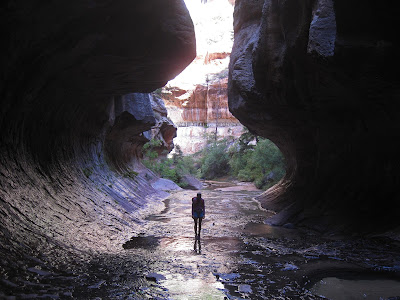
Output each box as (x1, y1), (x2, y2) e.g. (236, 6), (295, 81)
(229, 150), (252, 178)
(140, 130), (286, 191)
(237, 169), (254, 182)
(83, 167), (93, 178)
(228, 129), (286, 190)
(200, 141), (230, 179)
(123, 170), (139, 180)
(142, 140), (199, 186)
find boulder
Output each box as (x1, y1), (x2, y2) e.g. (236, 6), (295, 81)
(181, 174), (205, 190)
(151, 178), (183, 191)
(146, 94), (178, 155)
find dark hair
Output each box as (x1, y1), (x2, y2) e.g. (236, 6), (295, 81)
(197, 193), (201, 198)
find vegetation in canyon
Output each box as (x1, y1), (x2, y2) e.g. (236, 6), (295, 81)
(142, 128), (285, 190)
(142, 139), (197, 188)
(199, 128), (286, 189)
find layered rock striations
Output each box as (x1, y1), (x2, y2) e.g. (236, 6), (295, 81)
(229, 0), (400, 232)
(0, 0), (195, 295)
(163, 0), (243, 154)
(166, 78), (235, 125)
(164, 77), (243, 153)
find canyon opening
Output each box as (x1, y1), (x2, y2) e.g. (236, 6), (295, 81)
(1, 0), (399, 299)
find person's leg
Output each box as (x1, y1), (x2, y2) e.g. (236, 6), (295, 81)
(198, 218), (202, 237)
(194, 218), (198, 236)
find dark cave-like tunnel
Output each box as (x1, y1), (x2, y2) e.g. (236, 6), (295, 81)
(1, 0), (400, 297)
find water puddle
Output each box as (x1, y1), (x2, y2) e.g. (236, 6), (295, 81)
(311, 276), (400, 299)
(159, 272), (226, 300)
(243, 222), (300, 239)
(122, 236), (160, 249)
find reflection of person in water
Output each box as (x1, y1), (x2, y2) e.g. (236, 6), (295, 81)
(192, 192), (205, 240)
(194, 237), (201, 254)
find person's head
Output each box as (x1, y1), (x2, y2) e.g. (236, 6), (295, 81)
(197, 192), (201, 199)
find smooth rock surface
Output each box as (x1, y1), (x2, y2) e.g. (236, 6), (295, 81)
(228, 0), (400, 232)
(151, 178), (183, 191)
(0, 1), (195, 297)
(181, 174), (205, 190)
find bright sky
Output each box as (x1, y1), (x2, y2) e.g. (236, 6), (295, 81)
(167, 0), (234, 90)
(183, 0), (233, 55)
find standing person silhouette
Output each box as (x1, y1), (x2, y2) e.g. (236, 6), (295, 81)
(192, 192), (205, 240)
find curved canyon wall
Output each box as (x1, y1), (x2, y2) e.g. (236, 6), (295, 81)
(2, 3), (399, 296)
(0, 0), (195, 291)
(229, 0), (400, 232)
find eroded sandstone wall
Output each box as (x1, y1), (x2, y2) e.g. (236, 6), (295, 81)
(0, 0), (195, 293)
(162, 0), (244, 154)
(229, 0), (400, 232)
(165, 78), (236, 125)
(164, 78), (244, 153)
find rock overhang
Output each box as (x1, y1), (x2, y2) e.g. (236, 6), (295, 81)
(1, 0), (196, 162)
(0, 0), (196, 286)
(228, 0), (400, 233)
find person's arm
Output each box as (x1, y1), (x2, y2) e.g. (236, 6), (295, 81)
(191, 198), (194, 217)
(202, 199), (205, 218)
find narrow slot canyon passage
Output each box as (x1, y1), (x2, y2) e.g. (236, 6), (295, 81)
(1, 0), (400, 299)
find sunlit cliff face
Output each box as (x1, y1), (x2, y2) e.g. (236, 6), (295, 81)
(163, 0), (242, 154)
(170, 0), (234, 89)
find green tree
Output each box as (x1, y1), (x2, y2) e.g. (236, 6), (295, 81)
(200, 140), (230, 179)
(228, 129), (286, 190)
(142, 138), (162, 161)
(142, 140), (199, 187)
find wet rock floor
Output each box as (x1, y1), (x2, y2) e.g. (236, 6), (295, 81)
(2, 182), (400, 299)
